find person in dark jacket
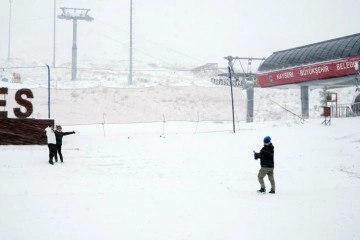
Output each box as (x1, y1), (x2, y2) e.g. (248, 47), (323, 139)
(254, 136), (275, 193)
(54, 125), (75, 163)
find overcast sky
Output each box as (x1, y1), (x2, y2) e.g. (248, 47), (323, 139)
(0, 0), (359, 68)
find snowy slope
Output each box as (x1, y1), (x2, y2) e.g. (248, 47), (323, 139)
(0, 119), (359, 240)
(2, 57), (358, 125)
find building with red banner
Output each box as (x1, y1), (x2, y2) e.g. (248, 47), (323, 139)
(256, 33), (360, 118)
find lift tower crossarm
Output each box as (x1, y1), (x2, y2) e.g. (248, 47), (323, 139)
(58, 8), (94, 21)
(224, 56), (266, 88)
(231, 57), (266, 61)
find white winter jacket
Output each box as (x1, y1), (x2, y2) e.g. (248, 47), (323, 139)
(45, 127), (56, 144)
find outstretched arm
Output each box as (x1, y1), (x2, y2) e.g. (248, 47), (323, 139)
(62, 131), (75, 136)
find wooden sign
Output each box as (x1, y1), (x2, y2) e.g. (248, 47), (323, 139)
(0, 87), (54, 145)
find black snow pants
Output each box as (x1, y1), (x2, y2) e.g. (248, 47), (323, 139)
(48, 144), (57, 163)
(55, 144), (63, 162)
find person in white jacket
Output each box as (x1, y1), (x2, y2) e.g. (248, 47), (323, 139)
(45, 124), (56, 165)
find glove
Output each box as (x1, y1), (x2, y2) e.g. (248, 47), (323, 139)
(72, 131), (76, 134)
(254, 152), (260, 160)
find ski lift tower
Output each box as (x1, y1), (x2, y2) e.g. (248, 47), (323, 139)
(58, 7), (94, 80)
(225, 56), (265, 123)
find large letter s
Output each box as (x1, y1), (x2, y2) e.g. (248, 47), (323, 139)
(14, 88), (34, 118)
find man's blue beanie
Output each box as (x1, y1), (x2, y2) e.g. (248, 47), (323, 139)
(264, 136), (271, 143)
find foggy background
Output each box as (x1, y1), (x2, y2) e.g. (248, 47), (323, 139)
(1, 0), (360, 68)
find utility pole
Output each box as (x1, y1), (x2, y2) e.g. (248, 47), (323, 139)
(53, 0), (56, 68)
(8, 0), (13, 61)
(228, 65), (236, 133)
(58, 7), (94, 80)
(225, 56), (236, 133)
(128, 0), (133, 85)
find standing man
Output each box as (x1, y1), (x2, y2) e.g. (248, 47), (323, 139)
(45, 124), (56, 165)
(254, 136), (275, 194)
(54, 125), (75, 163)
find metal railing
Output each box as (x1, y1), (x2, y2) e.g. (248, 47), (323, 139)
(330, 102), (360, 117)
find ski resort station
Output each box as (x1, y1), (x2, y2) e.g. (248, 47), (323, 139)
(256, 33), (360, 119)
(215, 33), (360, 122)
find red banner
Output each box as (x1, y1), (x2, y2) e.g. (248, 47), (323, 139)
(256, 54), (360, 87)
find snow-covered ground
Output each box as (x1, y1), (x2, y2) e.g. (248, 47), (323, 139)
(1, 119), (359, 240)
(1, 59), (360, 240)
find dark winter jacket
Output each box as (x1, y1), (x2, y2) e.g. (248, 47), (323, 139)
(55, 130), (75, 145)
(256, 143), (275, 168)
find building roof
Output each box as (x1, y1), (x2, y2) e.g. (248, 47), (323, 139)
(258, 33), (360, 72)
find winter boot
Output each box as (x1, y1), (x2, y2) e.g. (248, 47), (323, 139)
(257, 188), (266, 193)
(49, 160), (54, 165)
(269, 189), (275, 194)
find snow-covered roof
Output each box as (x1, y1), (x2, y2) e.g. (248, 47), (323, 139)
(258, 33), (360, 72)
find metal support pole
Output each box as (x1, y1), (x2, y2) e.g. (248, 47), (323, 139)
(246, 87), (254, 122)
(46, 65), (51, 118)
(228, 66), (236, 133)
(300, 86), (309, 119)
(128, 0), (133, 85)
(71, 19), (78, 80)
(8, 0), (13, 61)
